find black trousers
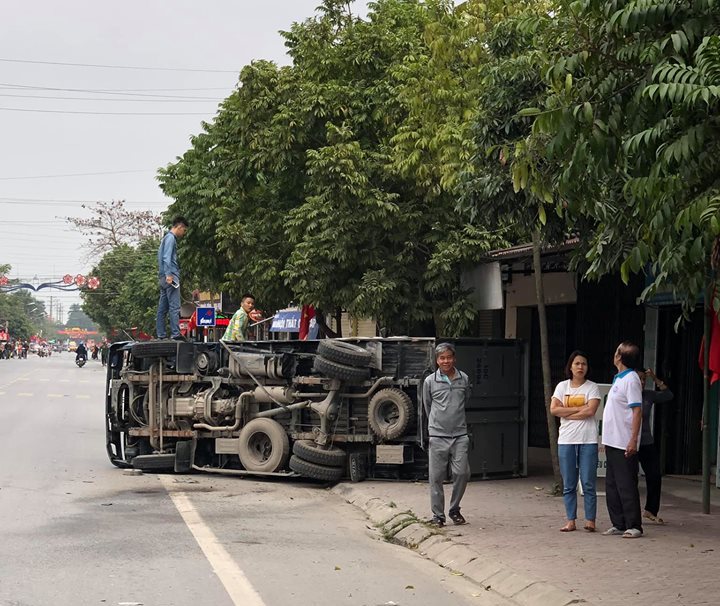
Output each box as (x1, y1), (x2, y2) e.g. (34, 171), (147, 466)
(639, 443), (662, 516)
(605, 446), (642, 532)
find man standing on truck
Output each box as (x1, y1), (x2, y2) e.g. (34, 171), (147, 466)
(423, 342), (471, 527)
(221, 294), (255, 342)
(156, 216), (188, 341)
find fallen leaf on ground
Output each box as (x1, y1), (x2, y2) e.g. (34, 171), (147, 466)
(405, 585), (414, 590)
(334, 566), (341, 571)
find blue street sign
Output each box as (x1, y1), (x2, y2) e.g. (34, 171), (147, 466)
(197, 306), (216, 327)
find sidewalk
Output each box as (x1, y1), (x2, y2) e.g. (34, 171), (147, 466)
(331, 452), (720, 606)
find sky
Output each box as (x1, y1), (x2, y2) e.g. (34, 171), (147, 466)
(0, 0), (369, 324)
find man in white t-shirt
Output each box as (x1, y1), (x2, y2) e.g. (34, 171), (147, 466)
(602, 341), (644, 538)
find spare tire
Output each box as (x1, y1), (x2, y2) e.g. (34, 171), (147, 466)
(131, 341), (178, 359)
(368, 388), (414, 440)
(317, 340), (372, 367)
(289, 455), (344, 482)
(238, 418), (290, 473)
(293, 440), (346, 467)
(313, 356), (370, 382)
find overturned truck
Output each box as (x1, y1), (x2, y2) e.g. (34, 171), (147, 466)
(105, 338), (527, 482)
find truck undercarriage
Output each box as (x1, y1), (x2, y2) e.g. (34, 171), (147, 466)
(105, 338), (434, 481)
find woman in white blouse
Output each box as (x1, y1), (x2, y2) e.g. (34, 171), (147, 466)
(550, 351), (601, 532)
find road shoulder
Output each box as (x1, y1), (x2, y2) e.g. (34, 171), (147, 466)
(331, 483), (595, 606)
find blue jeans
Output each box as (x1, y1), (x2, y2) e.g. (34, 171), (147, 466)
(558, 443), (598, 521)
(156, 278), (180, 338)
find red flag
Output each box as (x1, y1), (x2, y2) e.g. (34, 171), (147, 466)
(299, 305), (315, 340)
(699, 308), (720, 384)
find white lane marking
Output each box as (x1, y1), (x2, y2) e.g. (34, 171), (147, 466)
(159, 477), (266, 606)
(17, 392), (34, 397)
(39, 379), (50, 382)
(0, 374), (33, 390)
(78, 380), (89, 384)
(59, 379), (71, 383)
(48, 394), (63, 398)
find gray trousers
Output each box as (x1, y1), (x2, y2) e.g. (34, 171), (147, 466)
(429, 435), (470, 519)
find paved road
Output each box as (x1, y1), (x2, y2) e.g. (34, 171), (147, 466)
(0, 354), (490, 606)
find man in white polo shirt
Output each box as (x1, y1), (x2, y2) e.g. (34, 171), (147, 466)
(602, 341), (644, 538)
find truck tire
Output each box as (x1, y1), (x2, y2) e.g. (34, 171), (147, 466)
(131, 453), (176, 471)
(348, 452), (368, 483)
(313, 356), (370, 382)
(368, 388), (413, 440)
(317, 340), (372, 367)
(131, 341), (178, 359)
(238, 418), (290, 473)
(289, 455), (344, 482)
(292, 440), (347, 467)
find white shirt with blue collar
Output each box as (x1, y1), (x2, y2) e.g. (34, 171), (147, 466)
(602, 368), (643, 450)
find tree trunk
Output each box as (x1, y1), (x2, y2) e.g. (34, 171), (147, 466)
(314, 309), (339, 339)
(335, 307), (343, 337)
(532, 230), (562, 492)
(702, 269), (712, 514)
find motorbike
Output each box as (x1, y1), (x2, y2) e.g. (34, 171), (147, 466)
(75, 354), (87, 368)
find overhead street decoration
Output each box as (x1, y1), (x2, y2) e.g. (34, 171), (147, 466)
(0, 273), (101, 294)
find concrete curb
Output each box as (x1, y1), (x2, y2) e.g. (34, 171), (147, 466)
(330, 483), (594, 606)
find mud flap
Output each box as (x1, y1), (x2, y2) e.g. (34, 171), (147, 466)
(174, 440), (196, 473)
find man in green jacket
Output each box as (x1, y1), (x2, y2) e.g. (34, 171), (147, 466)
(221, 294), (255, 342)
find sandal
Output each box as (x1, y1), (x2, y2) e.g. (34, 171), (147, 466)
(560, 523), (576, 532)
(643, 511), (665, 525)
(583, 523), (596, 532)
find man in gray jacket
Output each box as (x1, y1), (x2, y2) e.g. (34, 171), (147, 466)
(422, 342), (471, 527)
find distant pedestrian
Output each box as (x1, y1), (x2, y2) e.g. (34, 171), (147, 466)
(422, 342), (471, 527)
(221, 294), (255, 342)
(550, 350), (601, 532)
(100, 340), (108, 366)
(602, 341), (644, 538)
(156, 216), (188, 341)
(637, 368), (674, 525)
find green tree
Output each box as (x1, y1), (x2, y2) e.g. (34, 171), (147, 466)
(517, 0), (720, 317)
(66, 303), (98, 331)
(81, 240), (159, 337)
(0, 292), (37, 340)
(158, 0), (507, 336)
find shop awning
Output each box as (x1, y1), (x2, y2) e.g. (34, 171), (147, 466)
(270, 309), (301, 332)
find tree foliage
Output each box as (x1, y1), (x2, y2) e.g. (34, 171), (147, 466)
(0, 289), (47, 340)
(158, 0), (508, 336)
(516, 0), (720, 318)
(81, 239), (159, 337)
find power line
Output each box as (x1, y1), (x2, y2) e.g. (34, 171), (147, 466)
(0, 169), (152, 181)
(0, 57), (238, 74)
(0, 82), (223, 100)
(0, 93), (220, 103)
(0, 197), (174, 206)
(0, 106), (211, 116)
